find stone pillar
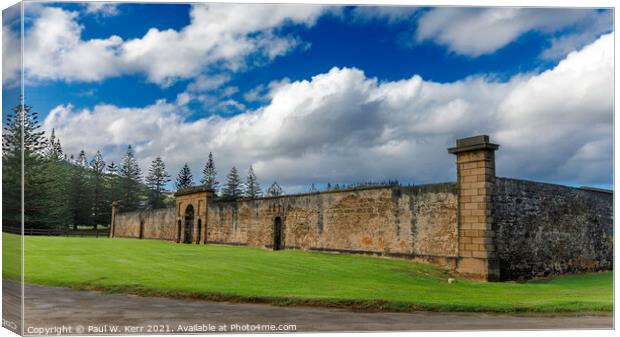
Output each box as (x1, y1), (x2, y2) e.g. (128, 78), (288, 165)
(448, 135), (500, 281)
(110, 201), (118, 238)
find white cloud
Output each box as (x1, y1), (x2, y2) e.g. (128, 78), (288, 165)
(494, 33), (613, 182)
(540, 10), (613, 60)
(2, 25), (20, 87)
(23, 6), (126, 82)
(177, 78), (243, 114)
(175, 74), (234, 108)
(120, 3), (327, 85)
(243, 78), (291, 103)
(16, 4), (328, 86)
(11, 5), (611, 89)
(415, 8), (611, 57)
(351, 5), (419, 23)
(44, 33), (613, 189)
(186, 74), (231, 93)
(175, 92), (191, 106)
(2, 4), (22, 87)
(84, 3), (120, 17)
(243, 84), (268, 103)
(217, 99), (246, 115)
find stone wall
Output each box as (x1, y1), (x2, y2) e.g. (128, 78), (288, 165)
(207, 184), (457, 261)
(493, 178), (613, 280)
(114, 208), (176, 241)
(110, 135), (613, 281)
(113, 183), (459, 265)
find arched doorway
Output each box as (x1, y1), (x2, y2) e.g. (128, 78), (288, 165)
(203, 219), (208, 244)
(184, 205), (195, 244)
(139, 220), (144, 239)
(177, 220), (182, 243)
(273, 216), (283, 251)
(196, 219), (202, 245)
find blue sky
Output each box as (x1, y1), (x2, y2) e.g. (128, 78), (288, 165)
(12, 4), (565, 114)
(2, 3), (614, 192)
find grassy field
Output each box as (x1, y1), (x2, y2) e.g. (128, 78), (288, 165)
(2, 233), (612, 313)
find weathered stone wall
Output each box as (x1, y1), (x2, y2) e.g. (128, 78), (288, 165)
(493, 178), (613, 280)
(113, 184), (459, 264)
(206, 184), (458, 262)
(110, 135), (613, 281)
(112, 178), (613, 281)
(114, 208), (176, 241)
(143, 208), (178, 241)
(113, 212), (140, 238)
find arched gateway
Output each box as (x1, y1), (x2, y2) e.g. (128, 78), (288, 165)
(174, 186), (215, 244)
(183, 205), (194, 243)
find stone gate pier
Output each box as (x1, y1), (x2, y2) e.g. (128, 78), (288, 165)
(448, 135), (500, 280)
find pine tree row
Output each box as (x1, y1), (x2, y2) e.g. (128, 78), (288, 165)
(175, 157), (284, 200)
(2, 105), (287, 229)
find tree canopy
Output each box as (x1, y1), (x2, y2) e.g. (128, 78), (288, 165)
(223, 166), (243, 199)
(201, 152), (219, 192)
(244, 166), (261, 198)
(175, 163), (194, 190)
(146, 156), (170, 209)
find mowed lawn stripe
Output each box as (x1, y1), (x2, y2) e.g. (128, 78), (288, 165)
(2, 233), (612, 313)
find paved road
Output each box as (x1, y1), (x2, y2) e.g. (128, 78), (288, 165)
(2, 281), (613, 334)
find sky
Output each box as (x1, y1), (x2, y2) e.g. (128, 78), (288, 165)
(1, 2), (614, 193)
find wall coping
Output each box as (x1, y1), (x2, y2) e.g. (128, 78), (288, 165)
(174, 186), (215, 197)
(116, 207), (174, 216)
(212, 182), (458, 204)
(579, 186), (613, 194)
(215, 184), (397, 203)
(497, 177), (613, 194)
(447, 135), (499, 154)
(115, 182), (458, 213)
(116, 178), (610, 215)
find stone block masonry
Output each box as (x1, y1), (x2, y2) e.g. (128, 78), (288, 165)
(206, 183), (458, 263)
(111, 135), (613, 281)
(493, 178), (613, 280)
(448, 135), (500, 281)
(113, 208), (177, 241)
(114, 184), (460, 268)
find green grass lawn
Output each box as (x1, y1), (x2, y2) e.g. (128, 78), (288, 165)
(2, 233), (612, 314)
